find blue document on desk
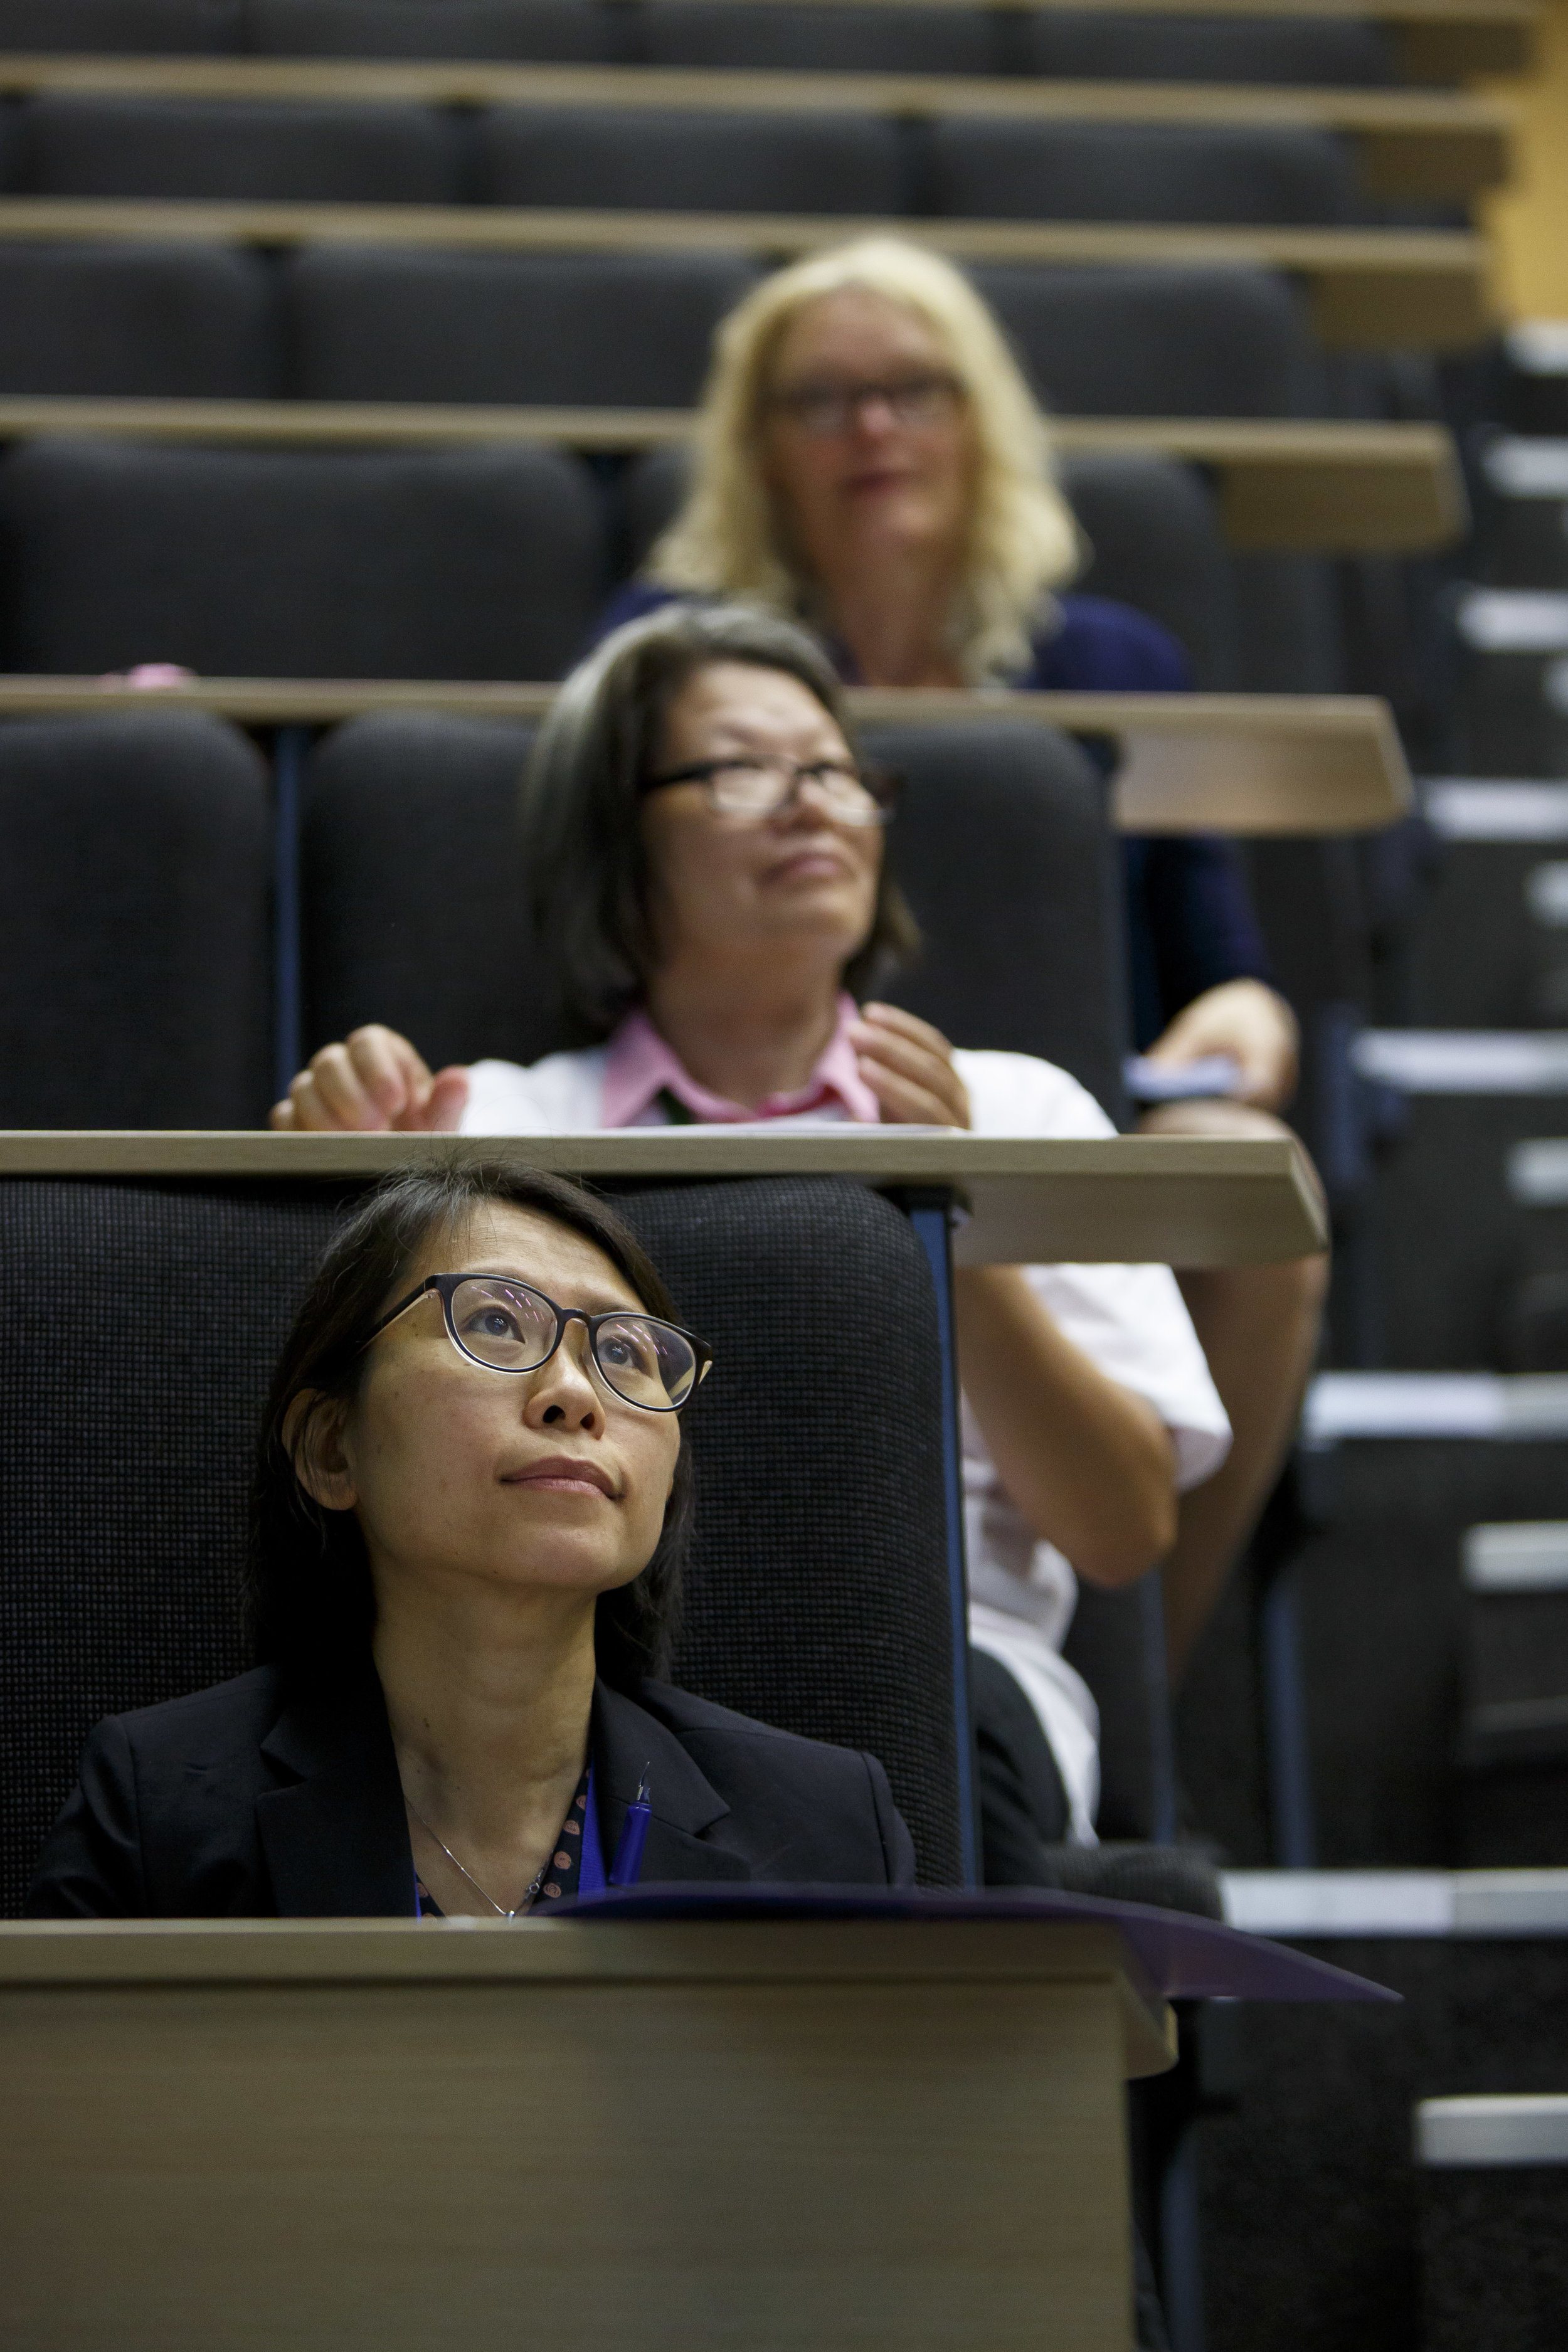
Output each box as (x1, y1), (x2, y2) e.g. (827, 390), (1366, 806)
(559, 1882), (1397, 2005)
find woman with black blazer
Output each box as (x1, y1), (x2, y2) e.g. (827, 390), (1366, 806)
(28, 1162), (914, 1917)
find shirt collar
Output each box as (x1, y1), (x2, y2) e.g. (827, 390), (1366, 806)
(600, 995), (881, 1128)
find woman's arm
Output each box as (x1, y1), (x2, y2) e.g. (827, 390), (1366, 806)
(849, 1004), (1180, 1586)
(951, 1266), (1177, 1584)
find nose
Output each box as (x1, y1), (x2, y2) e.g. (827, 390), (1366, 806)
(524, 1313), (605, 1433)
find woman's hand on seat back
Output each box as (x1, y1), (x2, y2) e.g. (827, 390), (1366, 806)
(268, 1025), (470, 1133)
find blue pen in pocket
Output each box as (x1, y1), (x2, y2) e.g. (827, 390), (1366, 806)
(608, 1765), (652, 1887)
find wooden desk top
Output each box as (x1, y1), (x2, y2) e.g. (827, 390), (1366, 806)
(0, 1915), (1175, 2078)
(0, 1128), (1330, 1265)
(0, 389), (1469, 551)
(0, 56), (1514, 197)
(0, 195), (1493, 358)
(0, 672), (1410, 834)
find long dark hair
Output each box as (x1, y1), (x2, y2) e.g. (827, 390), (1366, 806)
(519, 600), (921, 1043)
(248, 1162), (694, 1691)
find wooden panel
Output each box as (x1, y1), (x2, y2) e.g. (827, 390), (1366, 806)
(0, 393), (1471, 546)
(0, 57), (1515, 196)
(0, 1917), (1157, 2352)
(0, 1129), (1331, 1265)
(0, 676), (1414, 835)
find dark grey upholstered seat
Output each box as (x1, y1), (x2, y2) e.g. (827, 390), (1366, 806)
(478, 105), (908, 216)
(0, 244), (276, 397)
(297, 706), (1126, 1109)
(286, 247), (761, 408)
(0, 438), (607, 677)
(300, 713), (544, 1071)
(0, 0), (241, 49)
(1060, 451), (1241, 690)
(0, 1171), (963, 1912)
(19, 95), (467, 203)
(0, 714), (272, 1129)
(971, 262), (1324, 419)
(931, 120), (1360, 227)
(1023, 9), (1396, 85)
(637, 1), (995, 74)
(246, 0), (617, 61)
(862, 717), (1128, 1114)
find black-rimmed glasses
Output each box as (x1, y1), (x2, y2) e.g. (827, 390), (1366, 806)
(768, 371), (966, 439)
(362, 1273), (713, 1412)
(642, 755), (899, 828)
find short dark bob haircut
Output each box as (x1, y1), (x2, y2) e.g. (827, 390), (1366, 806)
(248, 1161), (694, 1691)
(519, 600), (921, 1044)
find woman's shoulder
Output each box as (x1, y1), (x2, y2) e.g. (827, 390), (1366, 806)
(1025, 594), (1194, 694)
(80, 1665), (285, 1776)
(951, 1047), (1116, 1140)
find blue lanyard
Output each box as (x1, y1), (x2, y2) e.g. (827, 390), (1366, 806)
(578, 1761), (607, 1895)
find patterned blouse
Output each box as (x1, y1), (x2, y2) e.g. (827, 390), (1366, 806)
(416, 1765), (593, 1918)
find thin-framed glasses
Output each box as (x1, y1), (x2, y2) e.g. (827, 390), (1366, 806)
(642, 755), (899, 827)
(361, 1273), (713, 1412)
(768, 371), (965, 439)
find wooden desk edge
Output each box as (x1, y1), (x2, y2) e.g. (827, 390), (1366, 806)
(0, 1915), (1177, 2079)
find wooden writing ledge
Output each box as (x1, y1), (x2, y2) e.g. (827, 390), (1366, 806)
(0, 674), (1412, 834)
(0, 1130), (1330, 1265)
(0, 196), (1493, 358)
(0, 1915), (1167, 2351)
(0, 392), (1470, 552)
(0, 56), (1514, 199)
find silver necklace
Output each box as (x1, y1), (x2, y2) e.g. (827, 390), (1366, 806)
(405, 1798), (550, 1920)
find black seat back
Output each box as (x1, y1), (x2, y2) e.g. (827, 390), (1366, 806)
(248, 0), (617, 60)
(19, 95), (466, 201)
(933, 119), (1359, 226)
(1023, 10), (1396, 85)
(479, 104), (908, 214)
(0, 1172), (962, 1912)
(970, 261), (1325, 418)
(863, 718), (1129, 1116)
(0, 437), (608, 679)
(638, 1), (994, 73)
(0, 243), (276, 397)
(299, 708), (1129, 1113)
(287, 247), (761, 407)
(0, 0), (241, 48)
(0, 712), (272, 1127)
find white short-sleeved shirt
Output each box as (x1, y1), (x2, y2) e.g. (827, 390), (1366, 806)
(460, 1044), (1231, 1840)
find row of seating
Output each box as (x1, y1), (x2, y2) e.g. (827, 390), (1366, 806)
(0, 241), (1333, 413)
(0, 434), (1323, 691)
(0, 0), (1414, 87)
(0, 698), (1125, 1201)
(0, 98), (1380, 221)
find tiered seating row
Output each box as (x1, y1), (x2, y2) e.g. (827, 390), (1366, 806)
(0, 54), (1512, 199)
(0, 0), (1538, 85)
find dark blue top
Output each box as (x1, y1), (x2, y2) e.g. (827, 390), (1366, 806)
(596, 581), (1273, 1049)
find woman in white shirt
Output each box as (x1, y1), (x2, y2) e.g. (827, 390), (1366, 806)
(273, 602), (1232, 1848)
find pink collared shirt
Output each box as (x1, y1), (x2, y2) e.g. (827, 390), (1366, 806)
(600, 995), (882, 1128)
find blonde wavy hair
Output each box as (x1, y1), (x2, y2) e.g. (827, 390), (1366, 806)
(647, 236), (1084, 684)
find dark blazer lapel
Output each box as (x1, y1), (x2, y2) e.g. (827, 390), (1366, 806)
(595, 1680), (750, 1885)
(256, 1665), (416, 1917)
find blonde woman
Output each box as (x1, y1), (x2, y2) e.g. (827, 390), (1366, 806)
(598, 237), (1325, 1688)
